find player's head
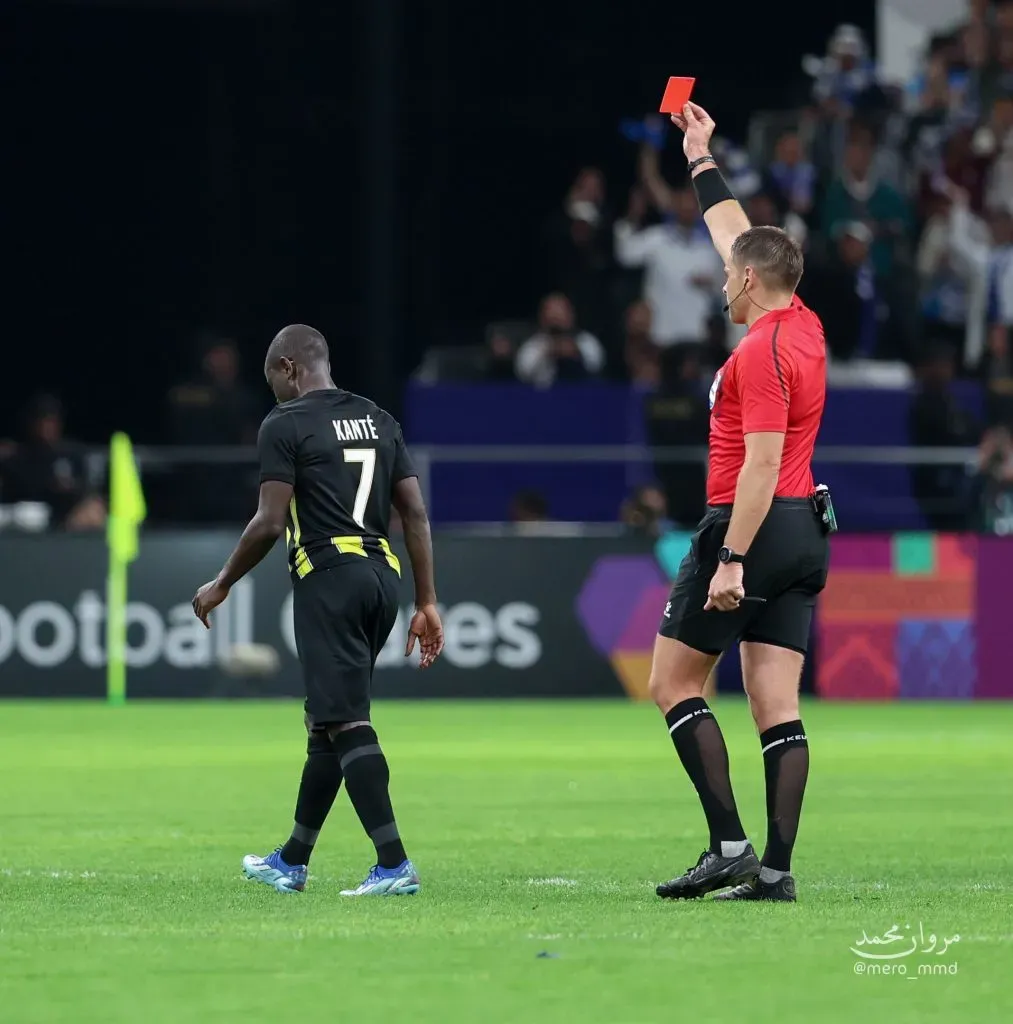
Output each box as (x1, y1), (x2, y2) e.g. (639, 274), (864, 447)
(264, 324), (330, 402)
(723, 226), (804, 325)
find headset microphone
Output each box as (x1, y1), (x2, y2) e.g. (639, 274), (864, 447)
(722, 282), (748, 313)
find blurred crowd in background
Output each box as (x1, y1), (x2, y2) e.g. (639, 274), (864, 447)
(2, 5), (1012, 536)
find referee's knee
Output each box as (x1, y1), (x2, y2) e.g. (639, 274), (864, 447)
(648, 667), (706, 711)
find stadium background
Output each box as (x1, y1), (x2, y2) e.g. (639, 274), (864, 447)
(5, 5), (1013, 1024)
(3, 0), (1012, 703)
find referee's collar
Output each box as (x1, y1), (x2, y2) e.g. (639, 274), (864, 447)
(748, 297), (803, 333)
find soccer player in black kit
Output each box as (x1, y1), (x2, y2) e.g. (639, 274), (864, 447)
(192, 324), (444, 896)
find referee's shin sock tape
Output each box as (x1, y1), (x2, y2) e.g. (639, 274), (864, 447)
(330, 725), (408, 869)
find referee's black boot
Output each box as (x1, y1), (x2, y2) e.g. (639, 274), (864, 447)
(713, 874), (797, 902)
(656, 845), (760, 900)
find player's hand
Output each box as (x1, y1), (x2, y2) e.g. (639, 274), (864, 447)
(406, 603), (444, 669)
(671, 101), (716, 162)
(192, 579), (229, 629)
(704, 563), (745, 612)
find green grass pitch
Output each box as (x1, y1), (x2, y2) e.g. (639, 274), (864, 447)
(2, 699), (1012, 1023)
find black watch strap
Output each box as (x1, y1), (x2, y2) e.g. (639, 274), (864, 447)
(719, 546), (745, 564)
(687, 154), (717, 172)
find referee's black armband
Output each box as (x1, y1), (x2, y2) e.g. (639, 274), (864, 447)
(692, 166), (736, 215)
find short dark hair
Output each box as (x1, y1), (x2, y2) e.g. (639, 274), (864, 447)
(266, 324), (329, 368)
(730, 226), (804, 293)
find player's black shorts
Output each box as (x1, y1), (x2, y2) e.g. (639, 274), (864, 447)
(658, 497), (829, 657)
(294, 559), (400, 728)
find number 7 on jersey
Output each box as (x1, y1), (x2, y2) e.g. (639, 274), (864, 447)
(343, 447), (376, 529)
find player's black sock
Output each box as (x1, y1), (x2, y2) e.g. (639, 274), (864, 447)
(759, 719), (809, 876)
(329, 725), (408, 869)
(280, 732), (343, 867)
(665, 697), (747, 854)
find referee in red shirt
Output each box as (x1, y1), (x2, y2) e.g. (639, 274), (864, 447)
(651, 102), (831, 903)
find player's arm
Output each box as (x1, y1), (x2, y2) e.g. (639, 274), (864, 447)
(192, 414), (294, 627)
(671, 102), (751, 265)
(390, 427), (444, 668)
(721, 338), (790, 558)
(722, 432), (785, 556)
(219, 483), (291, 586)
(392, 477), (436, 608)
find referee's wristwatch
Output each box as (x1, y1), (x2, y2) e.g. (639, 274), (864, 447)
(718, 546), (745, 565)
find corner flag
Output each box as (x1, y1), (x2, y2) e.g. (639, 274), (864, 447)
(106, 433), (146, 704)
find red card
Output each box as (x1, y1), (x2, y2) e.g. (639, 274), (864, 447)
(659, 77), (696, 114)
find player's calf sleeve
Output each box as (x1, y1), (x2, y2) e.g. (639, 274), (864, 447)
(330, 725), (408, 869)
(280, 731), (344, 867)
(665, 698), (747, 854)
(758, 720), (809, 876)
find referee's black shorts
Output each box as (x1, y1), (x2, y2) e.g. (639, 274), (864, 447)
(294, 559), (400, 729)
(658, 498), (829, 657)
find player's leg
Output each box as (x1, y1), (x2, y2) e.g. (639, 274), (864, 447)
(651, 635), (759, 898)
(278, 715), (344, 866)
(242, 720), (342, 893)
(329, 564), (418, 896)
(652, 514), (759, 898)
(242, 579), (351, 894)
(714, 590), (816, 903)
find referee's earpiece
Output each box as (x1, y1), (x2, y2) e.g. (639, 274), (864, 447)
(724, 267), (777, 316)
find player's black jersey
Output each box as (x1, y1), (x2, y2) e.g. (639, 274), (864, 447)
(257, 389), (417, 582)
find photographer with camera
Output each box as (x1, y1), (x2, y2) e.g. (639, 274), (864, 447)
(514, 292), (606, 388)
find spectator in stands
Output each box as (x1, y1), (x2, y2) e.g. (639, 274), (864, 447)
(917, 191), (976, 358)
(509, 490), (550, 523)
(541, 167), (615, 345)
(980, 93), (1013, 210)
(909, 344), (981, 530)
(953, 16), (991, 120)
(799, 221), (906, 362)
(823, 123), (913, 279)
(763, 130), (816, 224)
(485, 327), (520, 382)
(620, 484), (674, 538)
(970, 424), (1013, 532)
(166, 333), (263, 523)
(644, 345), (709, 527)
(515, 293), (605, 388)
(935, 182), (1012, 370)
(983, 16), (1013, 108)
(745, 192), (808, 249)
(984, 205), (1013, 420)
(167, 333), (261, 446)
(807, 24), (878, 118)
(614, 152), (722, 360)
(623, 300), (661, 387)
(919, 126), (992, 220)
(0, 395), (105, 530)
(904, 54), (958, 182)
(906, 37), (966, 117)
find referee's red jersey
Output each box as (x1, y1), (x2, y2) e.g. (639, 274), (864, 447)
(706, 297), (826, 505)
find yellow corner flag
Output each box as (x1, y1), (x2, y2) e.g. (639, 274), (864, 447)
(106, 433), (146, 705)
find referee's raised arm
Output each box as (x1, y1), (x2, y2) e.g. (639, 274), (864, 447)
(670, 102), (750, 264)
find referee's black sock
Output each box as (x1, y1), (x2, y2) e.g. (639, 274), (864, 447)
(280, 732), (343, 867)
(665, 698), (748, 855)
(330, 725), (408, 870)
(758, 720), (809, 878)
